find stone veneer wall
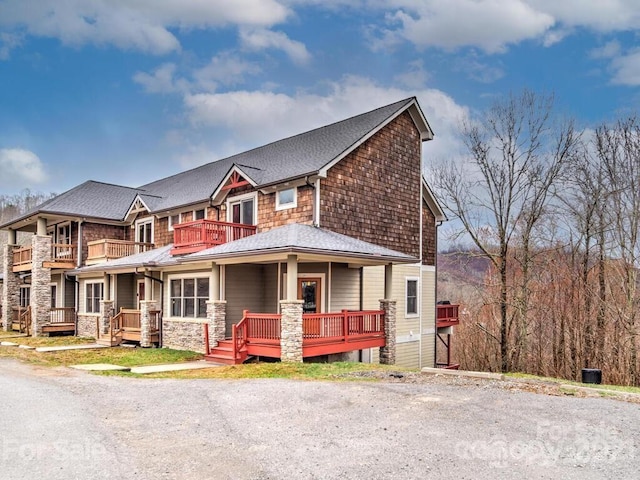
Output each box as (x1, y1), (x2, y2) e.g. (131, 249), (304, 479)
(320, 111), (422, 258)
(2, 245), (18, 331)
(77, 314), (99, 337)
(280, 300), (303, 362)
(162, 318), (209, 353)
(30, 235), (52, 336)
(379, 299), (397, 365)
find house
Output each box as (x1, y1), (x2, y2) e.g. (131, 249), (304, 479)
(1, 97), (457, 367)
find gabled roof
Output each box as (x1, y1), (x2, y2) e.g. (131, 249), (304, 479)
(422, 177), (447, 222)
(184, 223), (418, 265)
(1, 97), (434, 228)
(0, 181), (147, 229)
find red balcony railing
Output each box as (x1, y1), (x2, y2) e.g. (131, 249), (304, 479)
(437, 303), (460, 328)
(171, 219), (257, 255)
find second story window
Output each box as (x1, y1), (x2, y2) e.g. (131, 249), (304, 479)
(228, 193), (256, 225)
(168, 214), (181, 231)
(135, 218), (154, 244)
(194, 208), (206, 220)
(276, 188), (297, 211)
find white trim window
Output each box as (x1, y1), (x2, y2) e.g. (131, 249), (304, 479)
(276, 187), (297, 211)
(406, 278), (419, 317)
(135, 218), (154, 244)
(170, 277), (209, 318)
(227, 192), (257, 225)
(86, 281), (104, 314)
(168, 213), (181, 231)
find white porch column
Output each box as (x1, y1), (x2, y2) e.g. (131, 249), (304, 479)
(384, 263), (393, 300)
(7, 229), (16, 246)
(211, 263), (220, 301)
(144, 271), (152, 301)
(287, 254), (298, 300)
(36, 217), (47, 236)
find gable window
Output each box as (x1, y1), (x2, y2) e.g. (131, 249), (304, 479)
(228, 193), (256, 225)
(406, 278), (419, 316)
(86, 282), (104, 314)
(170, 277), (209, 318)
(276, 187), (297, 211)
(135, 218), (154, 244)
(168, 214), (181, 231)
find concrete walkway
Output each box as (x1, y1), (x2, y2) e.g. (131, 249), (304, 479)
(35, 344), (109, 352)
(69, 360), (218, 374)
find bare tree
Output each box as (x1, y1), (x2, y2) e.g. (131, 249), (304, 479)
(434, 90), (578, 372)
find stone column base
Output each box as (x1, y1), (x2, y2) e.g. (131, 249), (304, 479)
(379, 299), (397, 365)
(280, 300), (304, 363)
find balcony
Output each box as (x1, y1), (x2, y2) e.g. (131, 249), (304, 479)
(436, 303), (460, 329)
(86, 240), (155, 265)
(12, 243), (77, 272)
(171, 219), (257, 255)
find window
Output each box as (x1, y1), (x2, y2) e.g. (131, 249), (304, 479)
(228, 193), (256, 225)
(406, 278), (418, 316)
(19, 287), (30, 308)
(194, 208), (206, 220)
(170, 277), (209, 318)
(86, 282), (104, 314)
(168, 214), (181, 231)
(135, 218), (154, 244)
(51, 285), (57, 309)
(276, 187), (297, 211)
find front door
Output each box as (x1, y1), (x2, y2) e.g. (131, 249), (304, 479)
(137, 281), (145, 309)
(298, 278), (321, 314)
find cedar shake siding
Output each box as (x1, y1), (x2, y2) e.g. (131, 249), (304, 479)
(258, 186), (314, 232)
(81, 222), (129, 265)
(320, 111), (422, 258)
(422, 202), (436, 266)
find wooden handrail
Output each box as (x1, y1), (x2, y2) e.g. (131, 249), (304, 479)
(436, 304), (460, 327)
(232, 310), (250, 359)
(49, 307), (76, 324)
(302, 310), (385, 344)
(172, 219), (257, 252)
(87, 239), (154, 261)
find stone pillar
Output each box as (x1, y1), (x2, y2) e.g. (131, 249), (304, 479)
(30, 235), (52, 337)
(2, 245), (19, 331)
(99, 300), (114, 336)
(379, 299), (397, 365)
(206, 300), (226, 346)
(280, 300), (304, 363)
(140, 300), (158, 347)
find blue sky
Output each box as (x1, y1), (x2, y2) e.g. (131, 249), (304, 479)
(1, 0), (640, 196)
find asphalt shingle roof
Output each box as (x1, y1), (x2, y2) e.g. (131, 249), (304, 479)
(2, 97), (422, 227)
(185, 223), (418, 263)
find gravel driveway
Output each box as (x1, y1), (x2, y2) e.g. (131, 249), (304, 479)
(1, 359), (638, 480)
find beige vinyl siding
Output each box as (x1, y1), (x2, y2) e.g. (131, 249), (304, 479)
(421, 268), (436, 368)
(362, 265), (384, 309)
(64, 276), (75, 308)
(50, 274), (62, 308)
(116, 273), (135, 311)
(263, 264), (279, 312)
(392, 264), (421, 338)
(330, 263), (360, 311)
(395, 341), (420, 369)
(225, 264), (271, 334)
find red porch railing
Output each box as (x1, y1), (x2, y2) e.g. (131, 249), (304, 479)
(209, 309), (386, 362)
(171, 219), (257, 255)
(436, 303), (459, 328)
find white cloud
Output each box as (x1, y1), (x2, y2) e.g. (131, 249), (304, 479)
(240, 28), (311, 64)
(0, 31), (22, 60)
(133, 63), (183, 93)
(0, 148), (48, 187)
(192, 52), (262, 91)
(393, 59), (429, 89)
(181, 75), (469, 165)
(610, 50), (640, 86)
(590, 40), (622, 60)
(0, 0), (291, 54)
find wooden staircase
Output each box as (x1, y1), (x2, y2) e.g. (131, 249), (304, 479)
(96, 331), (122, 347)
(205, 339), (248, 365)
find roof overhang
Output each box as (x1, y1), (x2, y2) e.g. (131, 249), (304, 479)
(210, 164), (259, 205)
(124, 195), (152, 222)
(318, 97), (434, 178)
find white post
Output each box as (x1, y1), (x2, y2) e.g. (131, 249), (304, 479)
(287, 254), (298, 300)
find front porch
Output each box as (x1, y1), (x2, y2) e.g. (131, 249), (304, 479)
(204, 309), (386, 364)
(10, 306), (77, 335)
(96, 307), (161, 347)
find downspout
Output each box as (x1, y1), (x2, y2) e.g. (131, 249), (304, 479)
(434, 219), (443, 368)
(305, 176), (319, 227)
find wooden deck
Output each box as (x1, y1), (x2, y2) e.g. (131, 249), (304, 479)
(12, 244), (77, 272)
(86, 239), (154, 265)
(10, 307), (76, 335)
(98, 308), (160, 346)
(205, 310), (386, 364)
(171, 219), (257, 255)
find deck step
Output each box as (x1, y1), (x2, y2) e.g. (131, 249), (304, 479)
(96, 337), (121, 347)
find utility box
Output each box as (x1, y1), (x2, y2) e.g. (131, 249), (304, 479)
(581, 368), (602, 384)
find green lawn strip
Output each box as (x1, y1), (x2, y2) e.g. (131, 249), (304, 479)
(138, 361), (413, 380)
(8, 336), (96, 347)
(0, 344), (202, 368)
(506, 372), (640, 395)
